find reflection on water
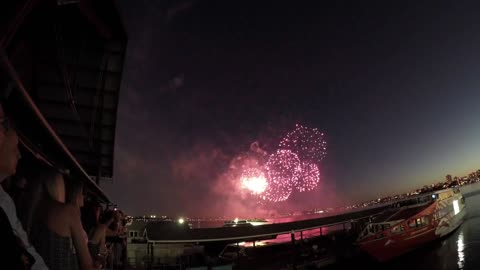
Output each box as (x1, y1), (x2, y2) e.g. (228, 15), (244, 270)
(457, 231), (465, 269)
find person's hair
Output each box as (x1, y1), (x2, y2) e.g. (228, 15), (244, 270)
(42, 168), (64, 202)
(19, 165), (63, 235)
(65, 177), (83, 205)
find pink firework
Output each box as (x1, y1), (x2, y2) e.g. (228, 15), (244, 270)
(279, 124), (327, 163)
(297, 161), (320, 192)
(264, 149), (302, 202)
(240, 168), (268, 195)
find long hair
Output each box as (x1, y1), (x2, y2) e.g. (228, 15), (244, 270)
(20, 165), (63, 235)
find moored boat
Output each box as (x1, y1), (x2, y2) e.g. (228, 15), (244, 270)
(357, 187), (466, 261)
(223, 218), (270, 227)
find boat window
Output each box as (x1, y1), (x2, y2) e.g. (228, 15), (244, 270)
(380, 224), (390, 231)
(436, 204), (454, 219)
(391, 225), (404, 234)
(420, 216), (429, 226)
(409, 216), (429, 228)
(408, 219), (416, 228)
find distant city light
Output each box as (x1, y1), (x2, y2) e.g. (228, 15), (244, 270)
(234, 217), (239, 224)
(178, 218), (185, 224)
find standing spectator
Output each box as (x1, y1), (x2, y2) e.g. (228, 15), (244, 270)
(66, 179), (89, 245)
(0, 103), (49, 269)
(83, 204), (115, 268)
(106, 210), (127, 270)
(28, 167), (97, 270)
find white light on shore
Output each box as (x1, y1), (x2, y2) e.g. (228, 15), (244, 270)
(178, 218), (185, 224)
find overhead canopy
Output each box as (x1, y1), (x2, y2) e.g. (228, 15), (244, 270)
(1, 0), (127, 202)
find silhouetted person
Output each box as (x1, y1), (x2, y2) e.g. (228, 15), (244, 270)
(0, 103), (49, 269)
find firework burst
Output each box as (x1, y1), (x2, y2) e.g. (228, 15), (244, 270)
(263, 149), (302, 202)
(297, 161), (320, 192)
(278, 124), (327, 163)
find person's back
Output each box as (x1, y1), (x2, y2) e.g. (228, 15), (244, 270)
(32, 200), (80, 270)
(29, 168), (96, 270)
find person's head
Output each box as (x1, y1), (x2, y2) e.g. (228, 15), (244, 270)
(113, 209), (122, 222)
(0, 104), (21, 179)
(42, 169), (66, 203)
(66, 178), (84, 207)
(81, 200), (102, 233)
(21, 166), (65, 234)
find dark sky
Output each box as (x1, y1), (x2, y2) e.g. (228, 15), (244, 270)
(104, 0), (480, 217)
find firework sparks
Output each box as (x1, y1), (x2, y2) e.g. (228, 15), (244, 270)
(278, 124), (327, 163)
(230, 127), (327, 204)
(297, 161), (320, 192)
(264, 149), (302, 202)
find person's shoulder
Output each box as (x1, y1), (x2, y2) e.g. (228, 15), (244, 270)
(51, 202), (80, 218)
(63, 204), (80, 216)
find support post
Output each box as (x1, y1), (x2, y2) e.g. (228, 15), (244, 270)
(291, 230), (296, 270)
(236, 242), (240, 266)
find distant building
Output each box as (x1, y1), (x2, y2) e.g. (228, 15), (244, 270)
(127, 220), (148, 244)
(446, 174), (453, 183)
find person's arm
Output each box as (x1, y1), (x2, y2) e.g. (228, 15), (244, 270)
(100, 225), (106, 248)
(69, 206), (97, 270)
(105, 226), (118, 237)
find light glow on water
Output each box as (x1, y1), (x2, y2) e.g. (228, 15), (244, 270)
(457, 231), (465, 269)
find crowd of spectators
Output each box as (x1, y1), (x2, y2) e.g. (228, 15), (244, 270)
(0, 102), (128, 270)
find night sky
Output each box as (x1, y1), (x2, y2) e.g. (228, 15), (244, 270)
(103, 0), (480, 217)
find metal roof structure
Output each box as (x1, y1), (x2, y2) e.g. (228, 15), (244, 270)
(1, 0), (127, 202)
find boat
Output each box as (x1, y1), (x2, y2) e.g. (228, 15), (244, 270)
(357, 187), (466, 261)
(223, 218), (270, 227)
